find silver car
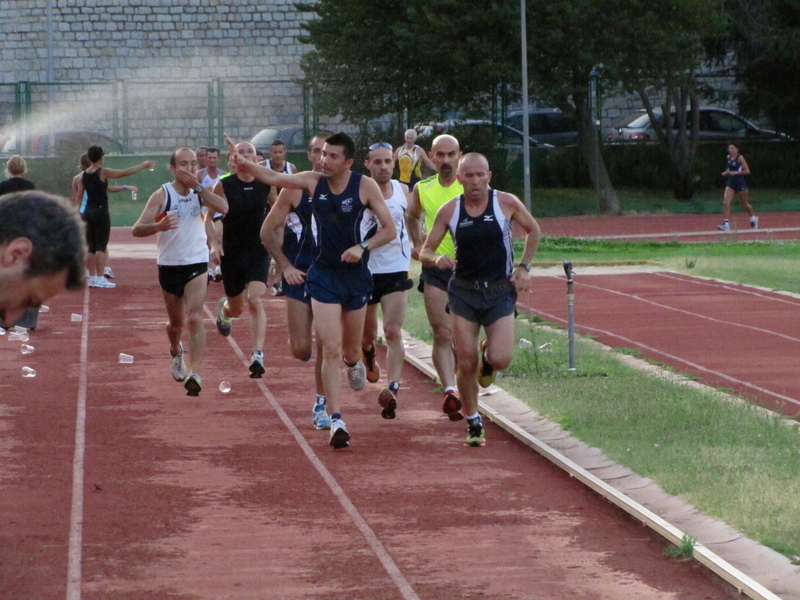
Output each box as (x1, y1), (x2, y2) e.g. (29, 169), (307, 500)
(614, 107), (789, 141)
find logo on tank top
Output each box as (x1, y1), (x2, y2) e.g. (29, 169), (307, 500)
(458, 218), (473, 228)
(483, 214), (495, 222)
(318, 194), (328, 201)
(341, 197), (354, 213)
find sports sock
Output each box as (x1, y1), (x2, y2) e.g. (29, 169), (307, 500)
(466, 413), (481, 424)
(331, 412), (342, 421)
(315, 394), (326, 406)
(444, 386), (456, 394)
(388, 381), (400, 394)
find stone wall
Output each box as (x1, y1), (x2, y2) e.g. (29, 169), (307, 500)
(0, 0), (316, 151)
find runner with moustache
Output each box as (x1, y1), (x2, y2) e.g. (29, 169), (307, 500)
(264, 139), (298, 296)
(420, 153), (540, 446)
(360, 142), (412, 420)
(211, 141), (272, 378)
(132, 147), (228, 396)
(260, 134), (328, 429)
(228, 132), (396, 449)
(407, 134), (464, 421)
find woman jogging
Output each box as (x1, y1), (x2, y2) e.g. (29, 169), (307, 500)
(717, 142), (757, 231)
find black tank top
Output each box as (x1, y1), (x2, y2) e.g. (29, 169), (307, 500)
(82, 169), (108, 210)
(220, 174), (271, 253)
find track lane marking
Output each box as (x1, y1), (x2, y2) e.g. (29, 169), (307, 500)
(66, 287), (91, 600)
(203, 305), (421, 600)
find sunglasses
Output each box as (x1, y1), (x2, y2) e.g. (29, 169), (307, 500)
(368, 142), (392, 150)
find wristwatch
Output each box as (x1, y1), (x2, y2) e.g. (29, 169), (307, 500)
(359, 241), (370, 251)
(194, 184), (204, 194)
(517, 263), (531, 272)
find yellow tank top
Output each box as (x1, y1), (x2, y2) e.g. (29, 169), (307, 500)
(418, 174), (463, 258)
(397, 145), (422, 183)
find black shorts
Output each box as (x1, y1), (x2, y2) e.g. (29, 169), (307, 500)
(369, 271), (413, 305)
(447, 277), (517, 328)
(306, 263), (373, 311)
(417, 265), (453, 293)
(158, 262), (208, 298)
(220, 247), (269, 298)
(83, 206), (110, 254)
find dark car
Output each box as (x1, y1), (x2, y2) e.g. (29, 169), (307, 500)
(1, 131), (125, 156)
(250, 125), (310, 153)
(417, 119), (553, 151)
(613, 107), (790, 142)
(506, 108), (578, 147)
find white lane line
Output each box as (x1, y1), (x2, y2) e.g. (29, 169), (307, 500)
(204, 305), (421, 600)
(527, 303), (800, 409)
(66, 287), (91, 600)
(576, 226), (800, 240)
(570, 277), (800, 345)
(653, 272), (800, 306)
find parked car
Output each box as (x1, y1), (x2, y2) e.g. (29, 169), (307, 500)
(506, 108), (578, 147)
(416, 119), (553, 150)
(1, 131), (125, 156)
(250, 125), (310, 153)
(612, 107), (790, 142)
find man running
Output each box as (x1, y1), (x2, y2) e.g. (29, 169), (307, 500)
(394, 128), (435, 190)
(407, 134), (464, 421)
(264, 139), (297, 296)
(132, 147), (228, 396)
(211, 141), (272, 379)
(360, 142), (412, 420)
(420, 153), (540, 446)
(260, 134), (328, 428)
(229, 132), (396, 449)
(198, 147), (226, 282)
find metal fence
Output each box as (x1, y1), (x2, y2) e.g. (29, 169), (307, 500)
(0, 79), (323, 155)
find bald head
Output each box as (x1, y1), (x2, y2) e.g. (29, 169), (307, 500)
(235, 141), (258, 163)
(429, 134), (461, 179)
(458, 152), (490, 173)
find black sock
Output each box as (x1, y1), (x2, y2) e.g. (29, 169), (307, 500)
(331, 412), (342, 421)
(389, 381), (400, 393)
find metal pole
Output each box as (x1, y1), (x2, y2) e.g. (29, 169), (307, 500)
(520, 0), (531, 212)
(564, 260), (576, 375)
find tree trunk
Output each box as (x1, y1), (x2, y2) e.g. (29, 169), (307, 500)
(571, 93), (620, 215)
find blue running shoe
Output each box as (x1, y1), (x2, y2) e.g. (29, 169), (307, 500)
(312, 403), (331, 430)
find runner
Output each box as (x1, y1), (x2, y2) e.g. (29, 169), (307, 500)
(264, 139), (297, 297)
(197, 147), (226, 282)
(228, 131), (396, 449)
(420, 153), (540, 446)
(717, 142), (757, 231)
(394, 129), (435, 190)
(361, 142), (412, 420)
(260, 134), (328, 428)
(131, 147), (228, 396)
(407, 134), (464, 420)
(211, 141), (272, 379)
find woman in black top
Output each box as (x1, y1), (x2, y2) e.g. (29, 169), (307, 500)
(0, 155), (36, 196)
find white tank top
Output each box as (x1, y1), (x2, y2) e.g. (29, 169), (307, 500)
(368, 180), (411, 274)
(156, 183), (209, 266)
(200, 168), (224, 191)
(264, 159), (294, 174)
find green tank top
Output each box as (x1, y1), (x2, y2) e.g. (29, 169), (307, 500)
(418, 175), (463, 258)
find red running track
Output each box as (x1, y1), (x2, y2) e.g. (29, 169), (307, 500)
(522, 270), (800, 418)
(0, 255), (739, 599)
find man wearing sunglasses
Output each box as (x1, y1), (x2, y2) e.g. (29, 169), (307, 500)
(227, 132), (396, 449)
(360, 142), (413, 420)
(407, 134), (464, 422)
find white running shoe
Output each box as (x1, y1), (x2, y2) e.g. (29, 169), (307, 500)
(104, 266), (115, 279)
(170, 342), (187, 382)
(716, 221), (730, 231)
(751, 217), (759, 229)
(345, 360), (367, 390)
(90, 276), (116, 288)
(184, 373), (202, 397)
(329, 418), (350, 449)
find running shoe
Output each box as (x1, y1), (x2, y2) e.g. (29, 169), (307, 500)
(717, 221), (730, 231)
(329, 418), (350, 449)
(90, 276), (116, 289)
(184, 373), (202, 397)
(466, 421), (486, 447)
(363, 346), (381, 383)
(346, 360), (367, 391)
(170, 342), (187, 382)
(213, 265), (223, 282)
(249, 350), (265, 378)
(215, 296), (231, 336)
(271, 281), (284, 297)
(751, 217), (759, 229)
(442, 390), (464, 421)
(103, 266), (115, 279)
(312, 403), (331, 430)
(478, 338), (496, 388)
(378, 387), (397, 419)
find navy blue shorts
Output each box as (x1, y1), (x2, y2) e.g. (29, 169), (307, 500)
(282, 272), (311, 304)
(158, 262), (208, 298)
(220, 247), (269, 298)
(726, 176), (747, 193)
(447, 277), (517, 328)
(306, 264), (373, 311)
(369, 271), (413, 305)
(417, 265), (453, 293)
